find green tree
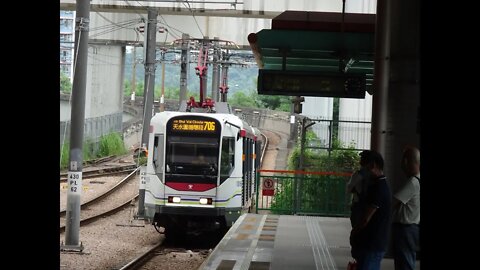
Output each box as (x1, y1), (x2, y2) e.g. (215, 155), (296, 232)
(332, 98), (340, 140)
(229, 90), (258, 108)
(277, 102), (291, 112)
(257, 95), (291, 111)
(135, 81), (145, 96)
(124, 80), (146, 97)
(165, 87), (180, 99)
(154, 86), (181, 100)
(287, 131), (359, 173)
(186, 90), (199, 101)
(273, 131), (359, 215)
(60, 72), (72, 93)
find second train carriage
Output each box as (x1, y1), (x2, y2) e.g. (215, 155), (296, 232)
(143, 110), (263, 236)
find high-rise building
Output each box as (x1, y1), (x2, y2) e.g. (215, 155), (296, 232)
(60, 10), (75, 82)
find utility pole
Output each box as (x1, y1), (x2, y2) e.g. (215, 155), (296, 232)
(198, 36), (210, 104)
(179, 33), (190, 104)
(131, 46), (136, 104)
(211, 37), (220, 102)
(371, 0), (391, 154)
(332, 97), (340, 145)
(140, 8), (158, 146)
(160, 49), (166, 112)
(61, 0), (90, 252)
(295, 118), (314, 213)
(219, 51), (229, 102)
(137, 8), (158, 218)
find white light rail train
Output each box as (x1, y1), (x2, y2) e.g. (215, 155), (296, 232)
(142, 108), (263, 237)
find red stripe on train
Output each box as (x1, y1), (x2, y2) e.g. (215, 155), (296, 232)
(165, 182), (216, 192)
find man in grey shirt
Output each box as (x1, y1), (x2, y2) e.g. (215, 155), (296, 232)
(391, 146), (420, 270)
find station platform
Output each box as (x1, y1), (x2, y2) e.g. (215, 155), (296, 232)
(199, 213), (420, 270)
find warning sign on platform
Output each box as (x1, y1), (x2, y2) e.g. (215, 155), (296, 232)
(262, 178), (274, 196)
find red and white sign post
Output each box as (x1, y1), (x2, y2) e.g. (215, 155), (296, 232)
(262, 178), (275, 196)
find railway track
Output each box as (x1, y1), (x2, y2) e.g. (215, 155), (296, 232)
(60, 167), (139, 216)
(117, 235), (218, 270)
(60, 195), (138, 233)
(60, 152), (136, 179)
(257, 129), (284, 171)
(117, 242), (163, 270)
(259, 131), (268, 166)
(84, 155), (116, 165)
(60, 167), (140, 232)
(60, 164), (137, 182)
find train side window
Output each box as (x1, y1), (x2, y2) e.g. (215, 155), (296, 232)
(153, 134), (164, 173)
(220, 137), (235, 181)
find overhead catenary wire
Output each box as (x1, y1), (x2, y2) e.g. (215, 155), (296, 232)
(130, 0), (193, 40)
(133, 0), (184, 39)
(120, 1), (206, 41)
(125, 0), (146, 21)
(157, 15), (183, 39)
(183, 0), (204, 37)
(124, 0), (147, 45)
(90, 14), (140, 31)
(90, 19), (140, 38)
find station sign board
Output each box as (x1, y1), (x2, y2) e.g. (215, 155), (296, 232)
(262, 178), (274, 196)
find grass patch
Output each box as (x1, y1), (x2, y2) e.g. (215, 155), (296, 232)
(98, 132), (127, 157)
(60, 132), (127, 170)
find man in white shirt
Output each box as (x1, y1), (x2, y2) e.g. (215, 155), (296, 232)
(391, 146), (420, 270)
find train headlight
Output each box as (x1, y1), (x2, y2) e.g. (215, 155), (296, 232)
(168, 196), (181, 203)
(199, 198), (212, 205)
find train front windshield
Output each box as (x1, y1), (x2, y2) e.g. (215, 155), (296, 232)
(165, 116), (221, 184)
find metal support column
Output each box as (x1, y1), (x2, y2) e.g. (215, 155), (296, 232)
(131, 46), (136, 104)
(200, 37), (209, 103)
(61, 0), (90, 252)
(179, 33), (190, 104)
(160, 49), (166, 112)
(137, 8), (158, 218)
(371, 0), (391, 154)
(296, 118), (315, 214)
(211, 37), (220, 102)
(219, 51), (230, 102)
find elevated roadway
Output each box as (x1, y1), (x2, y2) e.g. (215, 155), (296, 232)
(60, 0), (349, 47)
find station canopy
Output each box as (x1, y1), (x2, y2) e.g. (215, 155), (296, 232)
(248, 11), (375, 98)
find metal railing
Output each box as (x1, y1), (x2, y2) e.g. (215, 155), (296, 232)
(256, 169), (352, 217)
(60, 112), (123, 147)
(305, 118), (372, 152)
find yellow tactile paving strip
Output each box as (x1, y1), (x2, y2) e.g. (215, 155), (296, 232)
(200, 214), (279, 270)
(262, 225), (277, 231)
(235, 233), (250, 240)
(241, 224), (255, 230)
(259, 234), (275, 241)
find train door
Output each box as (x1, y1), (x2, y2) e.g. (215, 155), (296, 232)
(241, 135), (254, 208)
(219, 136), (235, 186)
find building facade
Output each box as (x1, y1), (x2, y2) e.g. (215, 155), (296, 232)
(60, 10), (75, 81)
